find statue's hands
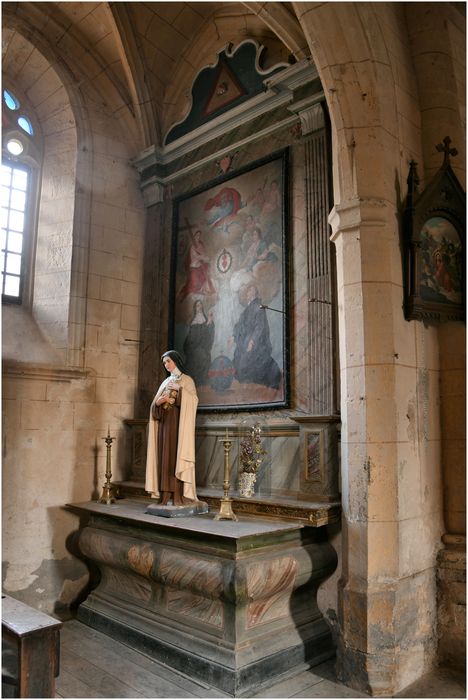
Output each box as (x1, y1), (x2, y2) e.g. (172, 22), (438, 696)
(247, 339), (254, 352)
(155, 394), (170, 407)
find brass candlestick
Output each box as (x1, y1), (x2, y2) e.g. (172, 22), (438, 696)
(98, 426), (117, 505)
(214, 429), (238, 521)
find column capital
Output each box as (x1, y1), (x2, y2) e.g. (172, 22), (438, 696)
(140, 176), (164, 207)
(288, 98), (326, 136)
(329, 197), (390, 240)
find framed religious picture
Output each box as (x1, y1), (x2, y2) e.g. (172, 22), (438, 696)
(403, 138), (465, 323)
(169, 149), (290, 411)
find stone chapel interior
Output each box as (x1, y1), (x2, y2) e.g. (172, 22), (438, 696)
(2, 2), (465, 698)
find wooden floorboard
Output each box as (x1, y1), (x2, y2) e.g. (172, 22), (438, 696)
(55, 666), (108, 699)
(249, 664), (365, 699)
(55, 619), (466, 699)
(58, 648), (146, 698)
(250, 670), (323, 698)
(58, 619), (227, 699)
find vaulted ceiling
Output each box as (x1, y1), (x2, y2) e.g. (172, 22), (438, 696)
(3, 2), (311, 149)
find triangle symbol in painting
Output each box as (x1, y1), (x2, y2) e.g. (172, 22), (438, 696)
(203, 61), (246, 117)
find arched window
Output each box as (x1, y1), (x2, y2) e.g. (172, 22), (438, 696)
(1, 87), (41, 304)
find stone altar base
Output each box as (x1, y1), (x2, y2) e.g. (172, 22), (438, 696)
(70, 499), (337, 697)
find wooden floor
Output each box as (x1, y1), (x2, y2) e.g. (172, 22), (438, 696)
(56, 619), (466, 699)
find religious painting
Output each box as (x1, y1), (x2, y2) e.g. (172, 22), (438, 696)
(403, 139), (465, 323)
(169, 150), (289, 412)
(418, 217), (462, 305)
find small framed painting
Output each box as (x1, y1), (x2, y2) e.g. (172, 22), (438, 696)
(403, 139), (465, 323)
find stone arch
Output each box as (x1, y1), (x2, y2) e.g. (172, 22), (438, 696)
(2, 18), (92, 366)
(3, 28), (77, 361)
(283, 2), (464, 695)
(292, 3), (403, 205)
(3, 3), (144, 367)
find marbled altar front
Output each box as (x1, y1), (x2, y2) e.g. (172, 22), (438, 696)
(70, 499), (337, 696)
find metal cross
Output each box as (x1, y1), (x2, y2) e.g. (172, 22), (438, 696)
(436, 136), (458, 165)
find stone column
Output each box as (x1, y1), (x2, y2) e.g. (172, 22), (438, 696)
(406, 2), (466, 671)
(329, 197), (442, 695)
(135, 178), (168, 418)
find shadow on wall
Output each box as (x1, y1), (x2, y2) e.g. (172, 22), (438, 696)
(58, 515), (101, 619)
(54, 438), (103, 618)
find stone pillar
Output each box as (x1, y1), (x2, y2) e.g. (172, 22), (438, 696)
(437, 325), (466, 671)
(134, 178), (168, 418)
(406, 2), (466, 671)
(329, 197), (442, 695)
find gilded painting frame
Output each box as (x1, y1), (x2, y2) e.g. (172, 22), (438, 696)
(169, 149), (290, 412)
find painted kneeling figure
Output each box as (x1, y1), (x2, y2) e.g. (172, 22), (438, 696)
(145, 350), (199, 505)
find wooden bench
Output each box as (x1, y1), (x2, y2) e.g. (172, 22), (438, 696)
(2, 594), (62, 698)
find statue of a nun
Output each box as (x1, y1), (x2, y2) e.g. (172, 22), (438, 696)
(145, 350), (199, 505)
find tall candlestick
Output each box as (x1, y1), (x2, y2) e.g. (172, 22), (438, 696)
(98, 426), (117, 505)
(214, 429), (237, 521)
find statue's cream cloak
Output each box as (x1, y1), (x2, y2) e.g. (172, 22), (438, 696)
(145, 373), (199, 500)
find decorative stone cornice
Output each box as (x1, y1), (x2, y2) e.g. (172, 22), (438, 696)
(131, 88), (293, 177)
(137, 113), (300, 193)
(3, 359), (92, 382)
(131, 58), (321, 202)
(288, 95), (326, 135)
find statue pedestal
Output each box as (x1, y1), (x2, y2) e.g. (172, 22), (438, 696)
(145, 501), (208, 518)
(69, 499), (337, 696)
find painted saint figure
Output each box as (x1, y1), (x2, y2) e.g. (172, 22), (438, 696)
(145, 350), (199, 505)
(183, 300), (215, 386)
(178, 229), (216, 301)
(230, 284), (282, 389)
(204, 187), (243, 228)
(240, 227), (278, 272)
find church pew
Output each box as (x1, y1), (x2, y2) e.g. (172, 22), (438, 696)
(2, 594), (62, 698)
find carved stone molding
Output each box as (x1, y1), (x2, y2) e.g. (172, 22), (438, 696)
(328, 197), (391, 240)
(3, 359), (92, 382)
(131, 58), (321, 200)
(140, 176), (164, 207)
(288, 98), (326, 135)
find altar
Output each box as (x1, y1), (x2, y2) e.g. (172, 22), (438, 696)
(70, 498), (338, 696)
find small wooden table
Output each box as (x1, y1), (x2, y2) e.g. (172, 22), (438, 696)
(2, 594), (62, 698)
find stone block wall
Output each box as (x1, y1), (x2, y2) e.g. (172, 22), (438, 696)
(1, 21), (146, 614)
